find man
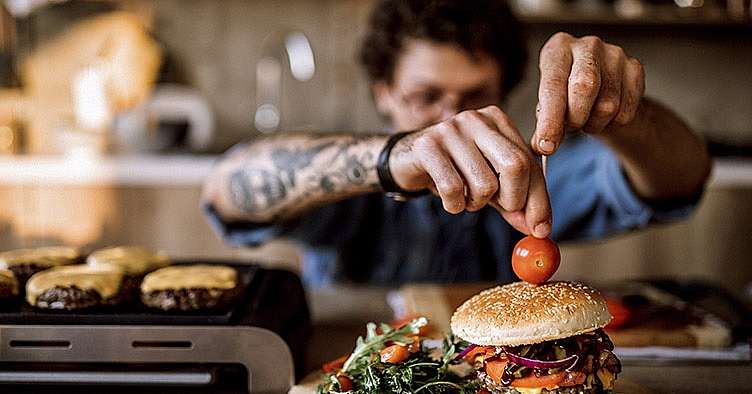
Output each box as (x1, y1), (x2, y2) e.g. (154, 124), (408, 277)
(202, 0), (710, 287)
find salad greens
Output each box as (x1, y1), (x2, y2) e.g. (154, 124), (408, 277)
(317, 317), (480, 394)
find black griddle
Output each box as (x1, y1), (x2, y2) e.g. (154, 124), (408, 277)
(0, 261), (259, 325)
(0, 260), (312, 391)
(0, 261), (307, 327)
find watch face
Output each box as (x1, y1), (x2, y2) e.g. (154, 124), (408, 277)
(386, 191), (429, 202)
(386, 192), (411, 202)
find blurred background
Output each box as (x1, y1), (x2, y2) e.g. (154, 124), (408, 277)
(0, 0), (750, 295)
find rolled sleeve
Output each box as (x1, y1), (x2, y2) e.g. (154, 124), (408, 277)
(597, 142), (700, 225)
(202, 196), (378, 286)
(202, 203), (288, 247)
(596, 148), (653, 228)
(550, 135), (700, 241)
(202, 195), (376, 249)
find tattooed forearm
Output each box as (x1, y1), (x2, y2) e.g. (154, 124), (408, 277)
(207, 134), (387, 223)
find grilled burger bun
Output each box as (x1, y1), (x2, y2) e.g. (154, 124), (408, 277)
(451, 281), (621, 394)
(451, 281), (611, 346)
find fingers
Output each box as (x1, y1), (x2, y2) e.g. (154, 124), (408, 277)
(535, 33), (646, 145)
(583, 45), (624, 134)
(566, 36), (603, 130)
(472, 108), (532, 212)
(438, 116), (499, 212)
(612, 57), (645, 127)
(533, 32), (573, 155)
(489, 200), (530, 234)
(477, 105), (529, 151)
(524, 162), (552, 238)
(487, 162), (552, 238)
(409, 106), (553, 238)
(462, 107), (553, 235)
(412, 134), (466, 214)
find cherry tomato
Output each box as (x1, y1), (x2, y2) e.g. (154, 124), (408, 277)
(336, 374), (353, 391)
(512, 235), (561, 284)
(484, 359), (508, 384)
(605, 297), (631, 330)
(380, 344), (410, 363)
(322, 354), (348, 373)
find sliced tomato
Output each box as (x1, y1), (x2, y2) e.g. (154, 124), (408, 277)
(336, 375), (353, 391)
(511, 371), (566, 389)
(380, 344), (410, 363)
(322, 354), (348, 373)
(484, 359), (508, 384)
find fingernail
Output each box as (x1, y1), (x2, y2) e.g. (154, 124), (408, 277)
(534, 222), (551, 237)
(538, 139), (555, 154)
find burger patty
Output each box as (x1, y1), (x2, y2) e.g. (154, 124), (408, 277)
(0, 282), (16, 300)
(34, 285), (113, 310)
(478, 372), (600, 394)
(141, 286), (240, 311)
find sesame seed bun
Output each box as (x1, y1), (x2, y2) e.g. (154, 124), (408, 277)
(450, 281), (612, 346)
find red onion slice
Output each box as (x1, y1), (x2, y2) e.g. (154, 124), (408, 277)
(453, 344), (478, 361)
(505, 351), (578, 371)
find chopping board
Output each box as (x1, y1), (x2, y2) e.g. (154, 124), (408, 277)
(289, 372), (653, 394)
(392, 283), (732, 348)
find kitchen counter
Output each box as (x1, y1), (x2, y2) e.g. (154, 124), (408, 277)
(0, 154), (217, 187)
(306, 286), (752, 394)
(0, 154), (750, 188)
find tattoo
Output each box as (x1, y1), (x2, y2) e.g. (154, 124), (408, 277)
(222, 134), (384, 221)
(270, 141), (336, 186)
(228, 168), (287, 213)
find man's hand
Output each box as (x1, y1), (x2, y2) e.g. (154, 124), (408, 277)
(532, 32), (645, 155)
(390, 106), (552, 238)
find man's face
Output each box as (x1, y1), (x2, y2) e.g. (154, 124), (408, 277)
(373, 39), (503, 132)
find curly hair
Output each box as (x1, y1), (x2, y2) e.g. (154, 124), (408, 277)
(359, 0), (527, 97)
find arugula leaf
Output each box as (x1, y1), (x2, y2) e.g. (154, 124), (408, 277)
(318, 318), (482, 394)
(342, 317), (428, 372)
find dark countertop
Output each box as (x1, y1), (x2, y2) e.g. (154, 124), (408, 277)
(306, 286), (752, 394)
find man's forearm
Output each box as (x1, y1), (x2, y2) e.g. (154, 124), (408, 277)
(599, 98), (711, 201)
(206, 134), (387, 223)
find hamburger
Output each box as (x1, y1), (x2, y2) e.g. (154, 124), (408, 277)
(140, 265), (241, 311)
(26, 264), (125, 310)
(451, 281), (621, 394)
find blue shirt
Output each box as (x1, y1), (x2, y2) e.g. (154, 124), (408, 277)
(204, 135), (697, 287)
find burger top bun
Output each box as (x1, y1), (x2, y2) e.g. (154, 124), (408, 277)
(450, 281), (612, 347)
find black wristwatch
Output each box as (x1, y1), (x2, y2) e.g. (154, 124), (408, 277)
(377, 131), (430, 201)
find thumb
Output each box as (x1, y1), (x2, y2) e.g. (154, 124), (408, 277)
(489, 200), (531, 235)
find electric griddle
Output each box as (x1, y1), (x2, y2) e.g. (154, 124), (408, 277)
(0, 261), (311, 394)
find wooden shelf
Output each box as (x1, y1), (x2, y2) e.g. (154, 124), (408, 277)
(517, 8), (752, 34)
